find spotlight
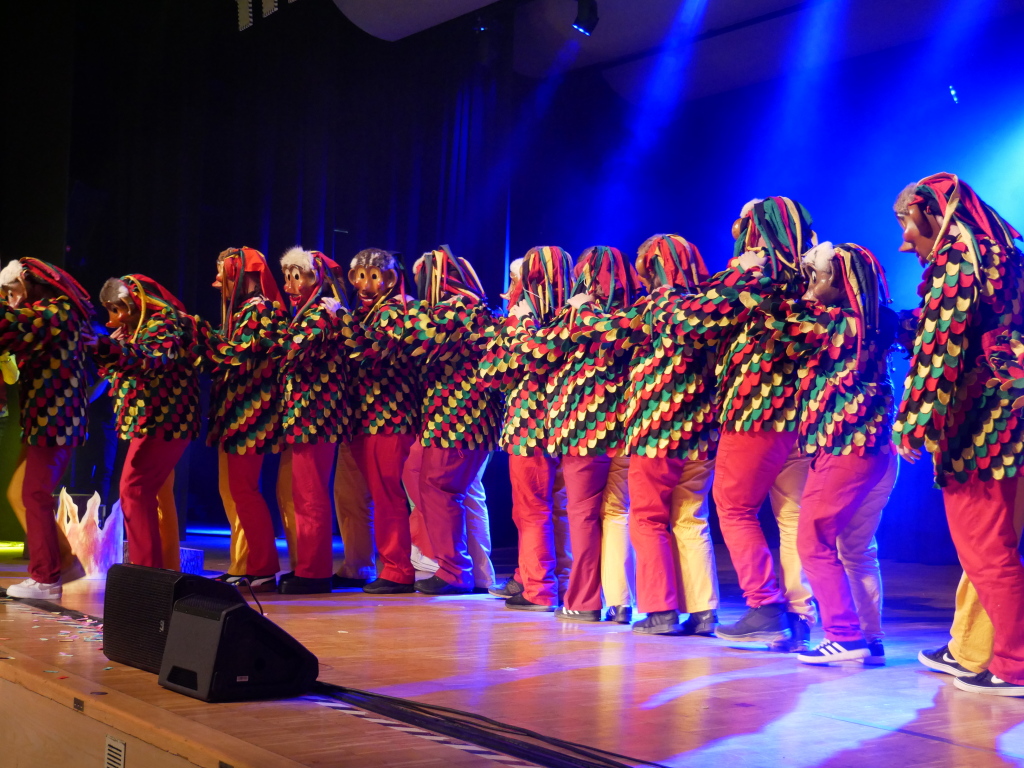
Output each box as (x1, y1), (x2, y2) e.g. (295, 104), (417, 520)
(572, 0), (598, 36)
(949, 85), (959, 104)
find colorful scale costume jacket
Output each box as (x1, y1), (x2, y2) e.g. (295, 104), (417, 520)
(506, 304), (633, 457)
(198, 295), (285, 455)
(376, 296), (501, 451)
(94, 307), (200, 441)
(0, 297), (88, 447)
(278, 301), (353, 445)
(348, 294), (421, 437)
(751, 298), (894, 456)
(895, 235), (1024, 485)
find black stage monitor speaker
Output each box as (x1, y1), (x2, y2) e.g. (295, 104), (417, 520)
(103, 564), (246, 674)
(158, 592), (319, 702)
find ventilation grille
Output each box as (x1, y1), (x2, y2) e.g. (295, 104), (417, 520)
(105, 736), (126, 768)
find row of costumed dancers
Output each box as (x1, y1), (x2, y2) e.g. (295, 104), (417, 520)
(1, 172), (1023, 696)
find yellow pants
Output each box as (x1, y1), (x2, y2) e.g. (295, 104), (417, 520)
(219, 448), (251, 575)
(600, 456), (636, 608)
(670, 458), (720, 613)
(7, 450), (76, 571)
(768, 443), (816, 622)
(948, 476), (1024, 672)
(333, 441), (375, 580)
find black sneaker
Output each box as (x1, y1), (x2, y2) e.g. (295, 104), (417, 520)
(277, 572), (332, 595)
(632, 610), (682, 635)
(953, 670), (1024, 697)
(505, 593), (555, 612)
(555, 607), (602, 623)
(362, 578), (415, 595)
(488, 577), (524, 598)
(797, 638), (870, 665)
(770, 612), (812, 653)
(680, 609), (718, 636)
(331, 574), (369, 590)
(240, 574), (278, 593)
(863, 640), (885, 666)
(605, 605), (632, 624)
(918, 645), (972, 677)
(214, 573), (244, 584)
(715, 604), (790, 643)
(414, 575), (471, 595)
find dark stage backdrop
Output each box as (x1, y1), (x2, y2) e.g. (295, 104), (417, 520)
(15, 0), (1024, 563)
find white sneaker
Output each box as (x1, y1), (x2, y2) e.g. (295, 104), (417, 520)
(5, 578), (63, 600)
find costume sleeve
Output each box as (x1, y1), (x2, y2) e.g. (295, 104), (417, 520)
(504, 311), (574, 364)
(201, 299), (282, 367)
(354, 299), (434, 362)
(989, 330), (1024, 411)
(0, 302), (58, 354)
(479, 313), (557, 390)
(894, 241), (979, 450)
(754, 298), (854, 358)
(567, 298), (649, 352)
(94, 314), (186, 375)
(657, 267), (776, 343)
(278, 301), (340, 363)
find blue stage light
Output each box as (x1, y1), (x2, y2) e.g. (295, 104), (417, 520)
(949, 85), (959, 103)
(573, 0), (598, 36)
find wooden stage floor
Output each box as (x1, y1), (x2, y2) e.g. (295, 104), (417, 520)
(1, 537), (1023, 768)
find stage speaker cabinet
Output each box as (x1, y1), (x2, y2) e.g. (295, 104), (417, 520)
(158, 592), (319, 702)
(103, 563), (246, 674)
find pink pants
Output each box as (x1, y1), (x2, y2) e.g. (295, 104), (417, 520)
(712, 429), (800, 608)
(562, 453), (613, 611)
(21, 444), (73, 584)
(798, 451), (891, 642)
(509, 452), (560, 605)
(225, 450), (280, 577)
(944, 474), (1024, 685)
(121, 435), (189, 569)
(291, 441), (336, 580)
(419, 446), (490, 588)
(351, 432), (415, 584)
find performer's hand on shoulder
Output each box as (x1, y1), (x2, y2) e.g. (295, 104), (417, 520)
(321, 297), (341, 317)
(80, 327), (99, 348)
(567, 293), (592, 309)
(736, 250), (767, 272)
(510, 300), (532, 319)
(895, 443), (921, 463)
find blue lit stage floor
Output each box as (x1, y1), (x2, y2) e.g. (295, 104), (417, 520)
(1, 538), (1023, 767)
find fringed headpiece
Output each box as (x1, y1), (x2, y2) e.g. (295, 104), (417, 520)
(416, 245), (486, 305)
(218, 247), (283, 335)
(637, 234), (708, 291)
(521, 246), (573, 323)
(102, 274), (191, 344)
(803, 241), (891, 362)
(280, 246), (348, 324)
(898, 172), (1022, 275)
(733, 196), (817, 283)
(1, 258), (93, 319)
(573, 246), (642, 312)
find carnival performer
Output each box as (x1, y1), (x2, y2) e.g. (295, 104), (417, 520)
(275, 247), (350, 594)
(0, 258), (92, 599)
(893, 173), (1024, 696)
(392, 247), (500, 594)
(704, 197), (819, 651)
(508, 246), (640, 621)
(347, 248), (420, 594)
(89, 274), (200, 570)
(196, 248), (286, 593)
(480, 247), (575, 610)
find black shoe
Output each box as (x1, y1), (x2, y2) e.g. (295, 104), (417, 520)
(797, 638), (870, 665)
(214, 573), (243, 584)
(362, 578), (415, 595)
(770, 612), (812, 653)
(680, 609), (718, 636)
(864, 640), (885, 666)
(715, 604), (790, 643)
(555, 606), (602, 623)
(605, 605), (632, 624)
(414, 575), (471, 595)
(632, 610), (682, 635)
(488, 577), (524, 598)
(918, 645), (972, 677)
(331, 574), (369, 590)
(953, 670), (1024, 697)
(238, 574), (278, 593)
(277, 572), (332, 595)
(505, 593), (555, 612)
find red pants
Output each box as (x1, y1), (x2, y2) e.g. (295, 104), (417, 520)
(351, 432), (415, 583)
(225, 451), (280, 577)
(509, 452), (560, 605)
(121, 435), (189, 569)
(944, 474), (1024, 685)
(405, 442), (435, 561)
(292, 441), (337, 580)
(20, 444), (73, 584)
(419, 446), (489, 588)
(713, 429), (800, 608)
(562, 453), (612, 611)
(798, 451), (890, 642)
